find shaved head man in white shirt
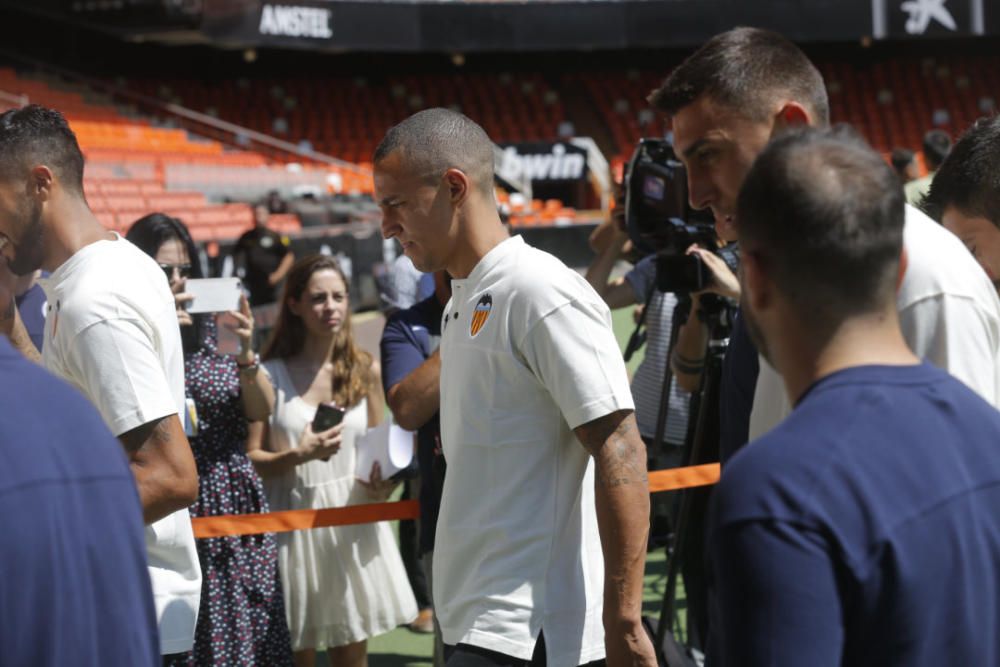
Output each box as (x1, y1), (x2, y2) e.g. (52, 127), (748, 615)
(375, 108), (657, 667)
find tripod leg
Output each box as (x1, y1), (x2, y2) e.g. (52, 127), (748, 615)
(656, 332), (724, 655)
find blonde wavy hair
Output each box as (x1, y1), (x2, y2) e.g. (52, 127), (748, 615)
(262, 255), (372, 409)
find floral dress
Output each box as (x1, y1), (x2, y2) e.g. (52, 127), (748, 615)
(165, 320), (293, 667)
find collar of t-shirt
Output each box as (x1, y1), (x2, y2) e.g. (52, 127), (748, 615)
(796, 362), (937, 407)
(37, 232), (124, 298)
(449, 234), (523, 292)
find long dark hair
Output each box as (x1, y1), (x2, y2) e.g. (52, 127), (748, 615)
(125, 213), (208, 353)
(262, 255), (372, 409)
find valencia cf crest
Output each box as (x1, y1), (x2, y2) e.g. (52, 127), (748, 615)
(470, 294), (493, 338)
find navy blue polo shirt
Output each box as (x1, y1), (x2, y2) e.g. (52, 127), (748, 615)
(380, 294), (447, 555)
(719, 308), (759, 463)
(0, 336), (158, 665)
(15, 276), (48, 351)
(708, 363), (1000, 666)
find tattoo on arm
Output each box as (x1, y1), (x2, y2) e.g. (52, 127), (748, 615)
(575, 411), (648, 489)
(119, 417), (172, 458)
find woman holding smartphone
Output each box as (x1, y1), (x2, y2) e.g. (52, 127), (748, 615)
(250, 254), (417, 667)
(126, 213), (293, 667)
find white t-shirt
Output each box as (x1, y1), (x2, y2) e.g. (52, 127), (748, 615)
(436, 235), (635, 665)
(749, 205), (1000, 440)
(39, 235), (202, 655)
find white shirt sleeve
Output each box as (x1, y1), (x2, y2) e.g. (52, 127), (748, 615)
(748, 357), (792, 441)
(517, 299), (635, 430)
(64, 318), (179, 437)
(751, 292), (1000, 442)
(899, 292), (1000, 405)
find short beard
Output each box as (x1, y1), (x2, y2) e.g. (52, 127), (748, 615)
(9, 197), (45, 276)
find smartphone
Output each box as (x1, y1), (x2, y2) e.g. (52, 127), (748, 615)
(214, 311), (242, 356)
(312, 402), (346, 433)
(185, 278), (243, 314)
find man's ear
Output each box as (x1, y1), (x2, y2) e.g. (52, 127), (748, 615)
(741, 250), (773, 314)
(772, 102), (812, 135)
(896, 246), (909, 292)
(443, 168), (471, 207)
(30, 165), (55, 200)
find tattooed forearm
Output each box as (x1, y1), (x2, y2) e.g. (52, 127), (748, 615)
(576, 409), (651, 642)
(599, 436), (648, 488)
(120, 415), (199, 524)
(575, 410), (649, 488)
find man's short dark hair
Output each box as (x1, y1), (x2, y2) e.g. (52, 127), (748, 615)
(648, 27), (829, 127)
(891, 148), (916, 176)
(737, 126), (904, 328)
(922, 129), (952, 171)
(0, 105), (85, 195)
(921, 116), (1000, 227)
(373, 108), (495, 194)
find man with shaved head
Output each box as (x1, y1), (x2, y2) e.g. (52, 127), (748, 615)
(375, 108), (656, 666)
(710, 125), (1000, 666)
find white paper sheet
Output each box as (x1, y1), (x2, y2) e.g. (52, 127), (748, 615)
(354, 421), (415, 481)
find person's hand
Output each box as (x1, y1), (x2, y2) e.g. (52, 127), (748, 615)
(610, 196), (627, 231)
(224, 295), (255, 361)
(686, 244), (740, 301)
(171, 278), (194, 327)
(358, 461), (399, 501)
(298, 423), (343, 463)
(605, 620), (658, 667)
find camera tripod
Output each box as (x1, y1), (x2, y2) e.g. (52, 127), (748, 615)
(642, 293), (731, 666)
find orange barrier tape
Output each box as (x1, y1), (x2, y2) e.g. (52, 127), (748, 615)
(648, 463), (721, 493)
(192, 499), (420, 539)
(190, 465), (721, 538)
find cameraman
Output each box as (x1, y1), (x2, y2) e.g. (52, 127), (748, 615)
(586, 213), (692, 545)
(586, 215), (691, 463)
(652, 27), (1000, 461)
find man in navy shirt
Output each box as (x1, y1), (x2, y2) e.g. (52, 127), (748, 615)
(0, 335), (159, 665)
(708, 126), (1000, 666)
(380, 270), (450, 666)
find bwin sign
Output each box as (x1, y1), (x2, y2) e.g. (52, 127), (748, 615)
(498, 144), (587, 182)
(259, 5), (333, 39)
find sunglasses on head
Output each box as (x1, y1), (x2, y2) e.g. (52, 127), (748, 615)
(159, 263), (192, 281)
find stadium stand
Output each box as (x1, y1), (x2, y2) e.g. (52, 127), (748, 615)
(580, 54), (1000, 173)
(0, 66), (577, 232)
(6, 50), (998, 235)
(0, 66), (321, 240)
(126, 73), (566, 164)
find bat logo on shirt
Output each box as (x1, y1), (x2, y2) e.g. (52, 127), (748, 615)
(470, 293), (493, 338)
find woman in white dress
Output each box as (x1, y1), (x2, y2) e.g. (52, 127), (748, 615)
(247, 255), (418, 667)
